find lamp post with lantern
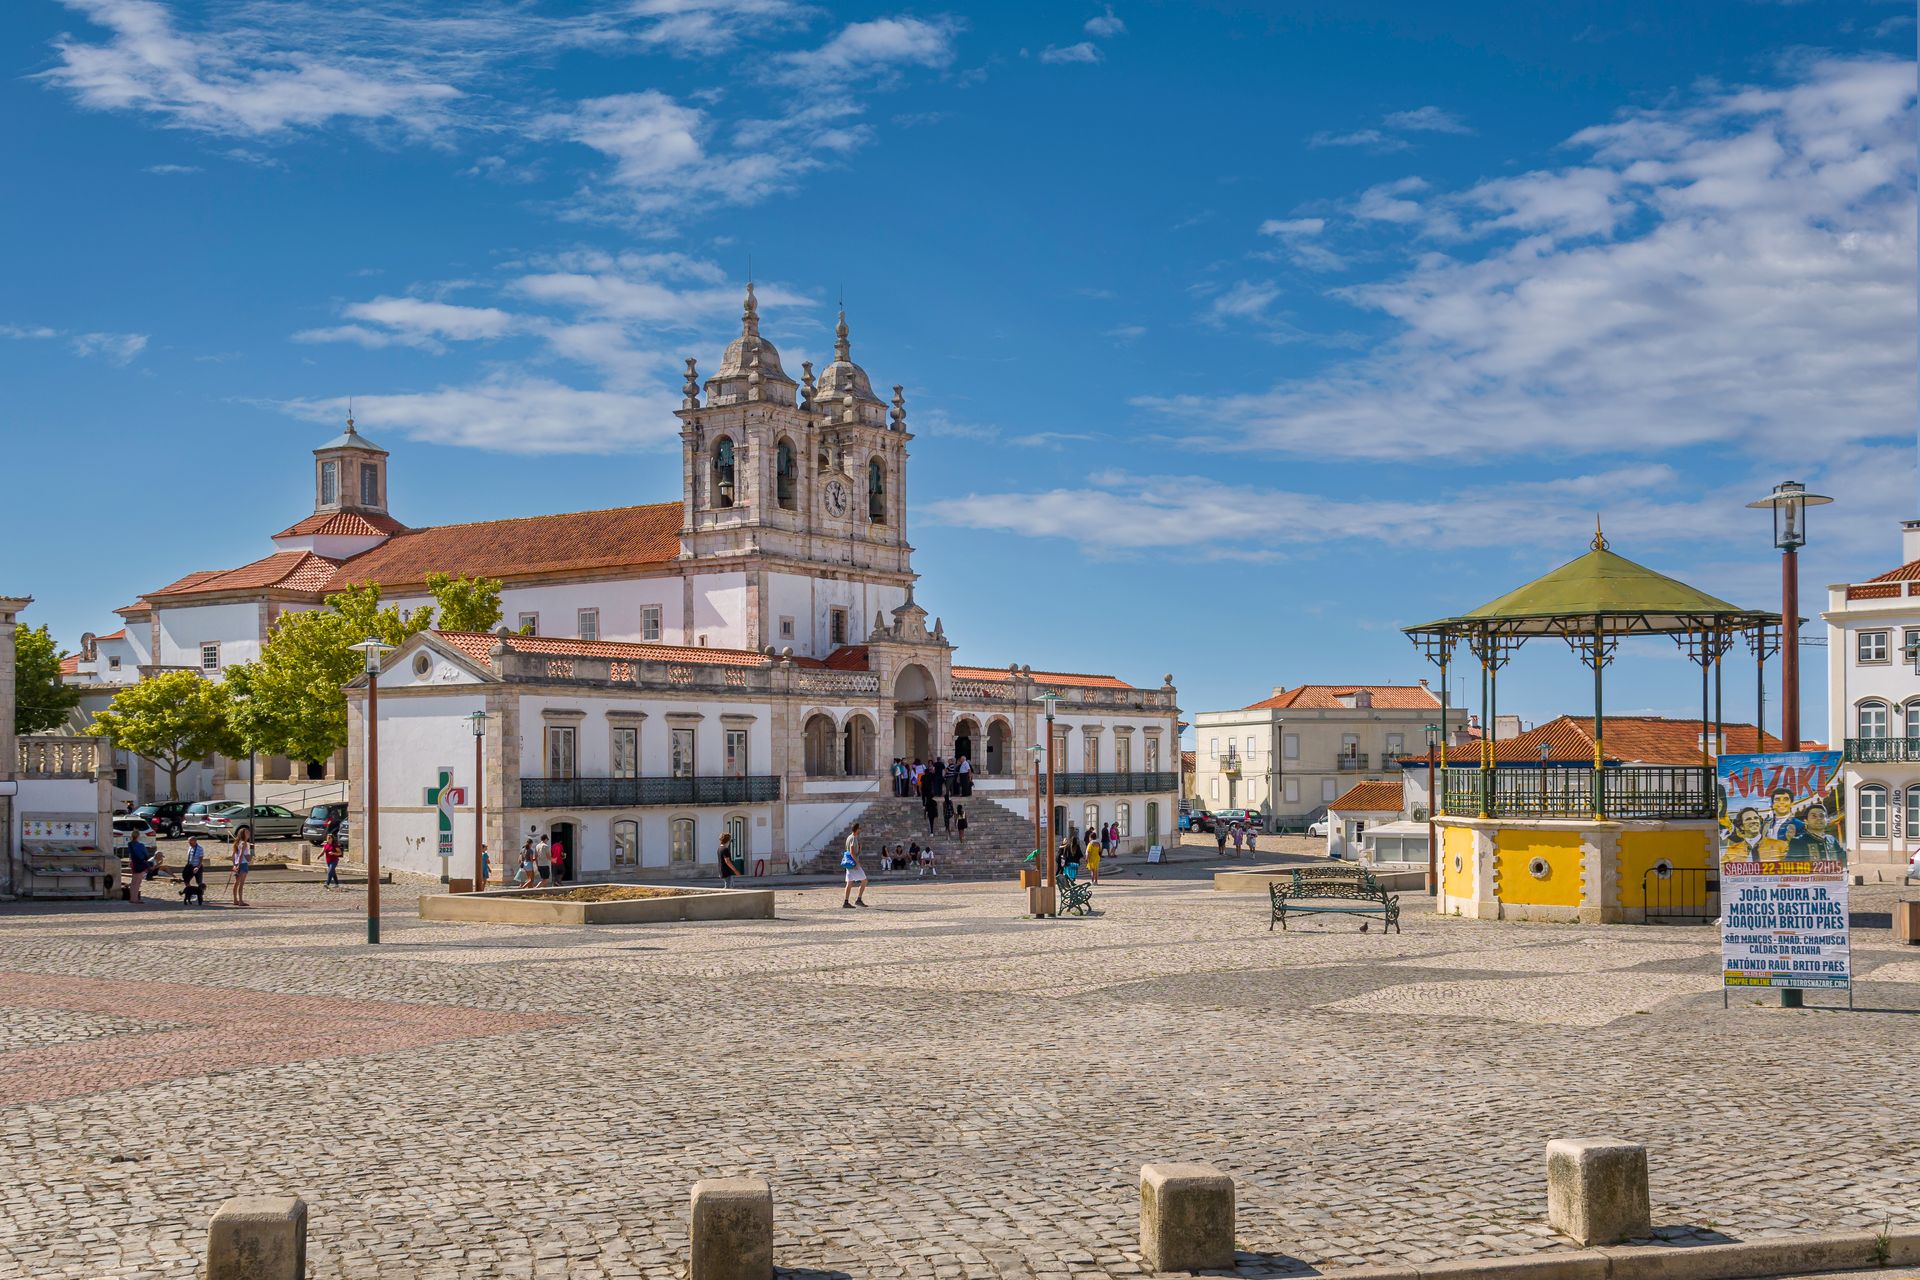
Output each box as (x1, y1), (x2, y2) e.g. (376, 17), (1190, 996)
(1747, 481), (1832, 750)
(349, 638), (392, 943)
(1028, 743), (1044, 867)
(467, 709), (488, 891)
(1423, 722), (1440, 895)
(1035, 691), (1061, 917)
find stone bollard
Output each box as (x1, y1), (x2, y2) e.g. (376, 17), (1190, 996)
(205, 1195), (307, 1280)
(1547, 1138), (1651, 1246)
(690, 1177), (773, 1280)
(1140, 1163), (1234, 1272)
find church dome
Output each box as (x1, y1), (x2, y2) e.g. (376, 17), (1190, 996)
(705, 283), (796, 404)
(813, 309), (885, 411)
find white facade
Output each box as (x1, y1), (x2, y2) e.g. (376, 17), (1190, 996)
(1822, 518), (1920, 875)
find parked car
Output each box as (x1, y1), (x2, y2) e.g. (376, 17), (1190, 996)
(180, 801), (230, 838)
(302, 802), (348, 845)
(111, 815), (151, 853)
(1306, 818), (1329, 838)
(133, 800), (192, 837)
(1215, 808), (1265, 831)
(202, 803), (305, 842)
(1184, 809), (1216, 833)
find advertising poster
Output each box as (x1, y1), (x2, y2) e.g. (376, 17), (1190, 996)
(1717, 751), (1850, 992)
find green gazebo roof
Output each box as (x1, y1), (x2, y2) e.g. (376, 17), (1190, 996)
(1408, 533), (1777, 638)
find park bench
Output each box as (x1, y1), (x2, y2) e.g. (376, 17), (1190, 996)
(1057, 874), (1094, 916)
(1269, 867), (1399, 933)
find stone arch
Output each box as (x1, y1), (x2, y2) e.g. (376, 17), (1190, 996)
(842, 712), (877, 777)
(867, 455), (886, 523)
(984, 717), (1012, 777)
(953, 717), (979, 763)
(803, 712), (839, 776)
(893, 663), (935, 762)
(712, 436), (737, 508)
(775, 436), (797, 510)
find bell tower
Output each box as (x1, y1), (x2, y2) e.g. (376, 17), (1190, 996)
(312, 419), (390, 518)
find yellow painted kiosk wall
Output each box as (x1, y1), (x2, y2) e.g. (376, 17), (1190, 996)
(1492, 829), (1584, 907)
(1615, 826), (1715, 909)
(1441, 823), (1476, 900)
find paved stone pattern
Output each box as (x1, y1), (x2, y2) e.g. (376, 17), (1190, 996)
(1, 864), (1917, 1280)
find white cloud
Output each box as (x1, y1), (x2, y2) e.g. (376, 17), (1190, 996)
(69, 331), (149, 364)
(1257, 216), (1345, 270)
(626, 0), (814, 49)
(1259, 217), (1325, 236)
(344, 297), (515, 341)
(1138, 57), (1918, 486)
(0, 324), (61, 340)
(781, 16), (960, 82)
(1084, 6), (1125, 38)
(41, 0), (462, 137)
(1309, 128), (1409, 152)
(1205, 280), (1281, 324)
(142, 162), (201, 174)
(1040, 41), (1103, 65)
(1383, 105), (1472, 134)
(279, 376), (679, 455)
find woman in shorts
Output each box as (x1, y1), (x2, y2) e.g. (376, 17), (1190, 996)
(841, 824), (868, 908)
(230, 832), (253, 907)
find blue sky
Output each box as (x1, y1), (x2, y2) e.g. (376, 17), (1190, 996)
(2, 0), (1915, 735)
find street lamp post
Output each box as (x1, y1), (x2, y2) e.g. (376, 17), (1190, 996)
(1423, 722), (1440, 896)
(1028, 744), (1044, 867)
(468, 710), (488, 892)
(1746, 482), (1831, 1010)
(1038, 692), (1060, 917)
(350, 639), (392, 943)
(1747, 481), (1832, 751)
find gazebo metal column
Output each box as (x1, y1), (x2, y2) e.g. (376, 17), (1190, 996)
(1565, 623), (1617, 821)
(1468, 628), (1521, 817)
(1677, 623), (1736, 811)
(1748, 621), (1781, 753)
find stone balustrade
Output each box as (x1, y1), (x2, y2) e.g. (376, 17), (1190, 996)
(18, 736), (103, 779)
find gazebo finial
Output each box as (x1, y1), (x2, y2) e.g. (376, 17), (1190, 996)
(1591, 515), (1608, 552)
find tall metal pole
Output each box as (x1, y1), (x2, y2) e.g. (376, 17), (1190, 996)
(473, 724), (485, 891)
(1782, 547), (1802, 750)
(1031, 756), (1041, 858)
(1044, 707), (1057, 912)
(1592, 622), (1606, 822)
(366, 668), (381, 944)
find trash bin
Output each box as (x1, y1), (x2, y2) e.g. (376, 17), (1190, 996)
(1895, 900), (1920, 945)
(1018, 868), (1040, 889)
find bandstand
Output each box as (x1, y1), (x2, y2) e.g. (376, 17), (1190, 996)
(1406, 527), (1779, 923)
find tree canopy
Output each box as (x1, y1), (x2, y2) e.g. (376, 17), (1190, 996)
(425, 572), (506, 633)
(13, 624), (83, 735)
(87, 670), (238, 799)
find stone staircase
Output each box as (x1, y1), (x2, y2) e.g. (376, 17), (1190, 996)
(803, 794), (1041, 880)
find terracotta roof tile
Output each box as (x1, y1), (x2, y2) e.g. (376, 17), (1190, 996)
(820, 645), (871, 671)
(147, 550), (344, 599)
(1429, 717), (1805, 767)
(1867, 558), (1920, 583)
(1329, 780), (1403, 812)
(59, 654), (80, 676)
(325, 502), (681, 592)
(1181, 750), (1197, 772)
(272, 510), (410, 539)
(96, 629), (126, 642)
(952, 665), (1135, 690)
(1244, 684), (1440, 711)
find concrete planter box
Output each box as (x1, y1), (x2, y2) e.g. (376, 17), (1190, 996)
(419, 885), (776, 926)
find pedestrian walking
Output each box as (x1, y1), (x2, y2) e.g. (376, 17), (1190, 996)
(181, 836), (207, 905)
(718, 832), (739, 887)
(535, 833), (552, 885)
(477, 842), (491, 890)
(1230, 823), (1244, 856)
(1245, 827), (1258, 856)
(941, 794), (955, 834)
(230, 833), (253, 907)
(1087, 834), (1102, 884)
(549, 834), (566, 886)
(922, 788), (938, 834)
(841, 823), (868, 908)
(1105, 821), (1118, 850)
(322, 836), (342, 890)
(955, 806), (968, 843)
(517, 847), (540, 888)
(1215, 823), (1228, 856)
(125, 832), (151, 904)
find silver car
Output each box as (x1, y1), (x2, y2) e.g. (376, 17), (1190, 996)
(202, 803), (305, 842)
(179, 801), (230, 838)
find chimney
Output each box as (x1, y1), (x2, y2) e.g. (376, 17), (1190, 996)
(1272, 686), (1284, 697)
(1902, 518), (1920, 565)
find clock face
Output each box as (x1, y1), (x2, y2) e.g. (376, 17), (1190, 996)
(823, 479), (850, 517)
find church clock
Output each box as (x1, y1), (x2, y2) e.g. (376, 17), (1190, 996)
(822, 478), (850, 518)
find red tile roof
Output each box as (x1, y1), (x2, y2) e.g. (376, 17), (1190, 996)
(1422, 716), (1808, 767)
(820, 645), (871, 671)
(1867, 558), (1920, 583)
(58, 653), (80, 676)
(952, 665), (1135, 690)
(1180, 750), (1197, 773)
(1329, 780), (1403, 812)
(272, 510), (410, 539)
(428, 631), (770, 670)
(325, 502), (682, 592)
(96, 629), (126, 642)
(148, 550), (343, 599)
(1244, 684), (1440, 711)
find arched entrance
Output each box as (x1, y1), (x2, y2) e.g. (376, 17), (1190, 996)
(953, 718), (978, 763)
(893, 664), (934, 762)
(985, 719), (1011, 777)
(842, 713), (876, 777)
(803, 713), (838, 776)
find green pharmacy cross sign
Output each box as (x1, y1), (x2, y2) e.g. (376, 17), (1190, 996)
(424, 767), (465, 860)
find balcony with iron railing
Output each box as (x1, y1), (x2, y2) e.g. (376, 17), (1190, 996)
(521, 775), (781, 809)
(1216, 750), (1244, 774)
(1439, 764), (1714, 820)
(1845, 737), (1920, 763)
(1335, 753), (1371, 772)
(1051, 771), (1179, 796)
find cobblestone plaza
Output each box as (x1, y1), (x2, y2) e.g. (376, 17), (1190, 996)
(2, 854), (1917, 1279)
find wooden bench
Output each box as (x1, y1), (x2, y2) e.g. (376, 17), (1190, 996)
(1269, 868), (1399, 933)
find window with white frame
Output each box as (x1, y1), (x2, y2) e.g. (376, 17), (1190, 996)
(546, 726), (577, 778)
(640, 604), (663, 642)
(670, 728), (695, 778)
(612, 820), (639, 869)
(517, 612), (539, 635)
(670, 817), (696, 864)
(1285, 778), (1299, 803)
(577, 609), (599, 642)
(1084, 735), (1100, 772)
(1907, 703), (1920, 740)
(1144, 739), (1159, 773)
(1386, 733), (1404, 757)
(1053, 731), (1069, 764)
(1859, 701), (1889, 739)
(1210, 778), (1220, 800)
(1245, 735), (1256, 758)
(199, 642), (220, 672)
(1083, 802), (1099, 835)
(725, 729), (747, 778)
(1907, 789), (1920, 842)
(1859, 630), (1890, 663)
(1117, 802), (1131, 836)
(1209, 736), (1219, 756)
(1284, 733), (1299, 759)
(611, 727), (638, 778)
(1322, 778), (1338, 802)
(1858, 784), (1888, 839)
(829, 607), (849, 647)
(1115, 736), (1132, 773)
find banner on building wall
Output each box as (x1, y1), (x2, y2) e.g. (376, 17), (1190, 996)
(1717, 751), (1850, 993)
(424, 766), (458, 860)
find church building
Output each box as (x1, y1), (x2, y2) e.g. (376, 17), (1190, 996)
(100, 287), (1181, 877)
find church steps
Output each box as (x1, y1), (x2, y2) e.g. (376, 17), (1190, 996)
(804, 794), (1043, 879)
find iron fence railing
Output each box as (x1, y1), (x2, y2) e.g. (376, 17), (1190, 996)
(1335, 754), (1371, 772)
(1439, 765), (1714, 820)
(1845, 737), (1920, 763)
(1051, 771), (1178, 796)
(520, 775), (780, 809)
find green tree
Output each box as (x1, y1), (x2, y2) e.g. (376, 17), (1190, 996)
(13, 624), (83, 735)
(224, 583), (432, 768)
(425, 572), (506, 633)
(87, 670), (238, 799)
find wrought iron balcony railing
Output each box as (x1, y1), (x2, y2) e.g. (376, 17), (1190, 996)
(1050, 771), (1179, 796)
(1439, 765), (1714, 820)
(1845, 737), (1920, 763)
(1335, 754), (1371, 771)
(521, 775), (781, 809)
